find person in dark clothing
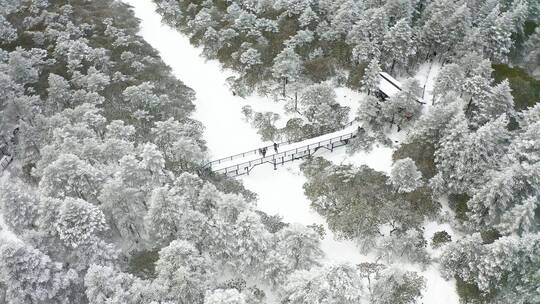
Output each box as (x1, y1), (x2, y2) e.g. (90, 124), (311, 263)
(262, 147), (267, 157)
(273, 142), (278, 153)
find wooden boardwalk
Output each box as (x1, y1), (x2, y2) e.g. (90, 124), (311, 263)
(203, 124), (359, 177)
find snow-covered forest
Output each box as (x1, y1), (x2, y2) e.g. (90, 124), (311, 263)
(0, 0), (539, 303)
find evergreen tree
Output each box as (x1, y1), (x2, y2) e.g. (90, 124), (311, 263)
(389, 158), (423, 193)
(280, 264), (365, 303)
(382, 19), (415, 73)
(204, 289), (247, 304)
(263, 224), (324, 286)
(272, 47), (302, 96)
(473, 79), (514, 126)
(371, 268), (425, 304)
(0, 235), (78, 304)
(362, 58), (382, 95)
(155, 240), (214, 304)
(85, 265), (154, 304)
(0, 177), (39, 234)
(497, 196), (538, 235)
(298, 83), (349, 134)
(54, 197), (107, 248)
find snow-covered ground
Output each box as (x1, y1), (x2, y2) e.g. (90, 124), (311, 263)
(123, 0), (458, 302)
(411, 61), (442, 104)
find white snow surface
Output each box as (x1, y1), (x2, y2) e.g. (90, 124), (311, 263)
(411, 61), (442, 104)
(123, 1), (458, 302)
(379, 72), (402, 97)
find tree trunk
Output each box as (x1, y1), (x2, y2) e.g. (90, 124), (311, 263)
(465, 97), (473, 114)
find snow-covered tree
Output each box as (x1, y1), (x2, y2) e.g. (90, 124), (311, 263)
(155, 240), (214, 304)
(239, 48), (262, 69)
(356, 95), (384, 132)
(214, 210), (271, 275)
(0, 15), (17, 43)
(73, 67), (110, 93)
(298, 83), (349, 134)
(0, 177), (39, 233)
(522, 27), (540, 73)
(204, 289), (246, 304)
(376, 228), (430, 264)
(371, 268), (425, 304)
(432, 64), (464, 101)
(85, 265), (154, 304)
(54, 197), (107, 248)
(151, 118), (206, 170)
(0, 235), (78, 304)
(389, 158), (423, 193)
(263, 224), (324, 286)
(272, 47), (302, 96)
(467, 163), (539, 231)
(8, 47), (49, 85)
(497, 196), (538, 235)
(407, 102), (461, 144)
(46, 73), (72, 114)
(362, 58), (382, 95)
(145, 185), (209, 247)
(432, 111), (470, 194)
(382, 19), (415, 72)
(280, 264), (365, 303)
(441, 232), (540, 302)
(478, 5), (514, 62)
(457, 115), (511, 190)
(38, 153), (103, 203)
(471, 80), (514, 126)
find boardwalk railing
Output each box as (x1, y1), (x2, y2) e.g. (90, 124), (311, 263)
(0, 155), (12, 172)
(211, 131), (357, 177)
(202, 118), (359, 169)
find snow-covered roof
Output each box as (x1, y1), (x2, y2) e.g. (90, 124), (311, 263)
(378, 72), (402, 97)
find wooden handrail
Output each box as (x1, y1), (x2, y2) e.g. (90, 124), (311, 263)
(213, 130), (356, 176)
(202, 118), (359, 168)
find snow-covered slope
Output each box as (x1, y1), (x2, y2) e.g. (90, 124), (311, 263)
(123, 1), (458, 302)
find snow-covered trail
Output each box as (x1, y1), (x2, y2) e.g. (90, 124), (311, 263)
(122, 0), (367, 263)
(123, 1), (458, 302)
(122, 0), (271, 157)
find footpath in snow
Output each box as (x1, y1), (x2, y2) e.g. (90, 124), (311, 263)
(123, 1), (458, 302)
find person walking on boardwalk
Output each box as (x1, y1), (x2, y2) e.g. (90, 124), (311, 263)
(273, 142), (278, 153)
(261, 147), (267, 157)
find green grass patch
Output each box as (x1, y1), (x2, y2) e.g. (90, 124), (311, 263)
(492, 64), (540, 110)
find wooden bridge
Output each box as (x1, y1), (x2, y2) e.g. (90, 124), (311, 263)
(203, 123), (359, 177)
